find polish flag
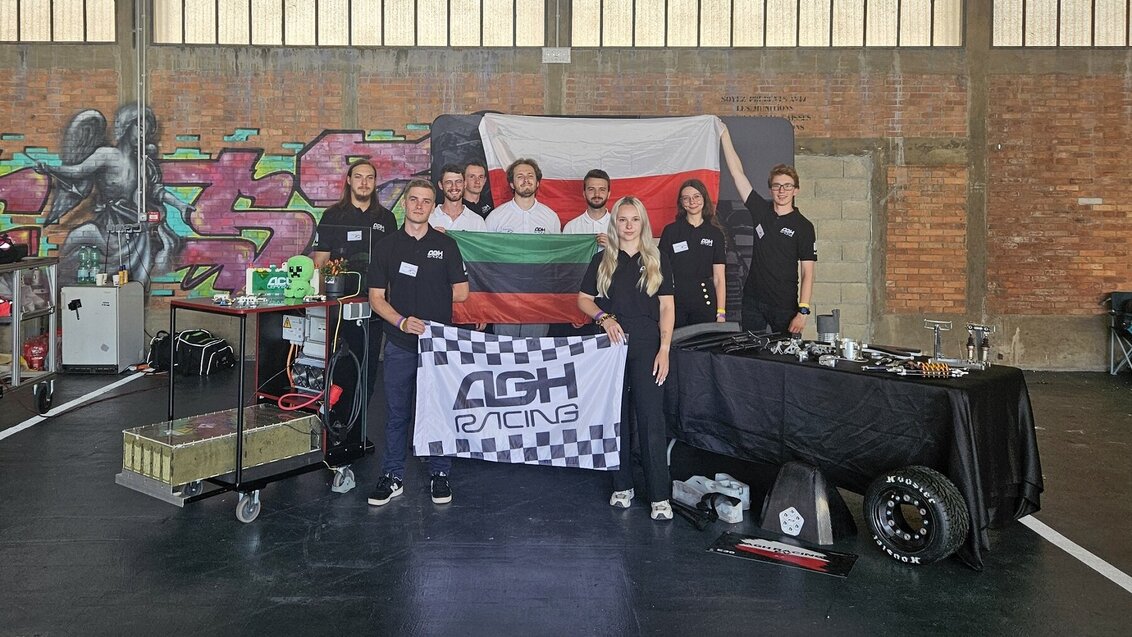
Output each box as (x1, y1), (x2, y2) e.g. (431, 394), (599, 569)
(478, 114), (721, 234)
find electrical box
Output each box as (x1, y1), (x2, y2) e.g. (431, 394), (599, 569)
(61, 282), (145, 373)
(281, 315), (305, 343)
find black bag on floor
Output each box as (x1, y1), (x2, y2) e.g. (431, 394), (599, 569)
(146, 330), (174, 372)
(174, 329), (236, 376)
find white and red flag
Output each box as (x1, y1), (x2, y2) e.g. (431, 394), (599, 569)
(478, 114), (722, 233)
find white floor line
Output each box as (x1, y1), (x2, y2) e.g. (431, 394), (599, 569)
(0, 372), (147, 443)
(1021, 515), (1132, 594)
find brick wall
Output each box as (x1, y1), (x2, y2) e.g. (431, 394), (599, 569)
(987, 74), (1132, 316)
(885, 165), (968, 314)
(564, 72), (968, 138)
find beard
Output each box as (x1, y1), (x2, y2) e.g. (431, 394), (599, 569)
(514, 184), (537, 198)
(588, 196), (608, 210)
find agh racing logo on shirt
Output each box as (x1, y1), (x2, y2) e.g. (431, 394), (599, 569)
(373, 223), (385, 232)
(780, 228), (796, 237)
(700, 238), (714, 246)
(427, 250), (444, 259)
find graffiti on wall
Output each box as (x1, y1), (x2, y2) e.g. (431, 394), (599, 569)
(0, 104), (431, 296)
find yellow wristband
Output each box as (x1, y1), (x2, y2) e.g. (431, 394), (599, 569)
(798, 302), (811, 309)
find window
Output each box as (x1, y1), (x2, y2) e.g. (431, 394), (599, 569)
(0, 0), (116, 42)
(152, 0), (544, 46)
(993, 0), (1130, 46)
(571, 0), (964, 47)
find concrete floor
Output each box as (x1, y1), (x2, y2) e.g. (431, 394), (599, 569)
(0, 369), (1129, 636)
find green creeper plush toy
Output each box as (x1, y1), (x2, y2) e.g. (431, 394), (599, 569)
(284, 255), (315, 298)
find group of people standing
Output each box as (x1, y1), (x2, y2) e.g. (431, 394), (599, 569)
(308, 124), (817, 522)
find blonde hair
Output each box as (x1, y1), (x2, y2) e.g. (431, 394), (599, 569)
(597, 197), (663, 298)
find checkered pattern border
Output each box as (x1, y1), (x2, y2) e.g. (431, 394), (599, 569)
(418, 422), (621, 470)
(419, 322), (614, 368)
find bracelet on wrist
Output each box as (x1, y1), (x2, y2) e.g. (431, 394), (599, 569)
(397, 316), (408, 332)
(593, 310), (606, 323)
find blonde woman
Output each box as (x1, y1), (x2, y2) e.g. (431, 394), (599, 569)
(578, 196), (676, 521)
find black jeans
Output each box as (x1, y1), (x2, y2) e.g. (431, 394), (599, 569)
(613, 318), (672, 503)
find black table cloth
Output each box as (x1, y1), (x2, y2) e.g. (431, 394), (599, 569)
(664, 347), (1044, 569)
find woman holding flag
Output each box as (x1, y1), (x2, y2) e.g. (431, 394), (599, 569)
(578, 196), (676, 521)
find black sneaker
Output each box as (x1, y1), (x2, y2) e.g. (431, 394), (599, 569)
(430, 473), (452, 505)
(367, 474), (403, 506)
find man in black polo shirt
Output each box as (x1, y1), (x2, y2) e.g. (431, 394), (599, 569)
(462, 160), (494, 219)
(311, 159), (398, 440)
(366, 178), (469, 507)
(721, 125), (817, 335)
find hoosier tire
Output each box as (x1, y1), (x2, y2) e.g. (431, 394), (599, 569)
(864, 465), (970, 565)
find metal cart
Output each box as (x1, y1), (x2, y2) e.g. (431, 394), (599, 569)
(0, 257), (58, 414)
(115, 297), (373, 522)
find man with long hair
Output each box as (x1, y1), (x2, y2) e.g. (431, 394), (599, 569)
(721, 125), (817, 335)
(311, 159), (399, 441)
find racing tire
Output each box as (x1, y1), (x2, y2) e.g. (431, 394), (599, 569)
(864, 465), (969, 565)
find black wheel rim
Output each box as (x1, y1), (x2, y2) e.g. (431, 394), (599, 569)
(871, 486), (934, 554)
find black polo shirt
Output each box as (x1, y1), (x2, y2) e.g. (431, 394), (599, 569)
(464, 197), (494, 219)
(580, 250), (674, 326)
(314, 200), (398, 288)
(659, 217), (726, 301)
(368, 226), (468, 351)
(743, 192), (817, 310)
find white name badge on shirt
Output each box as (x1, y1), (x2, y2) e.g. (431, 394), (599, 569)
(347, 230), (363, 241)
(755, 224), (765, 239)
(672, 241), (689, 253)
(399, 261), (419, 277)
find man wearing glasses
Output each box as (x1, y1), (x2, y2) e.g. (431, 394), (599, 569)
(721, 125), (817, 335)
(430, 164), (487, 232)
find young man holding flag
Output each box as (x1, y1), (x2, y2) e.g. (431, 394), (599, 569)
(486, 158), (561, 337)
(367, 179), (469, 507)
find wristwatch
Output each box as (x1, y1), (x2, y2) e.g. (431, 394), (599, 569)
(797, 305), (811, 315)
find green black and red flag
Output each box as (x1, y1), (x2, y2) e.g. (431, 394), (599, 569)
(449, 231), (598, 324)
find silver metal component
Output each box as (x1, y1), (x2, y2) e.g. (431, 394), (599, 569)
(923, 320), (953, 359)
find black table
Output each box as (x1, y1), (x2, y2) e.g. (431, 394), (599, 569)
(664, 347), (1044, 569)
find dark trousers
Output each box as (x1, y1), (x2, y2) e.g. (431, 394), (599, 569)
(674, 302), (716, 329)
(381, 339), (451, 478)
(674, 280), (717, 328)
(613, 319), (671, 503)
(741, 295), (797, 335)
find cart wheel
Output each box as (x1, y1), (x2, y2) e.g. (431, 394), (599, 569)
(34, 384), (53, 415)
(331, 467), (356, 494)
(180, 481), (203, 497)
(236, 491), (261, 523)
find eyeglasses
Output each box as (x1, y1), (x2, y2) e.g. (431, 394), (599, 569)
(680, 194), (704, 203)
(770, 183), (796, 192)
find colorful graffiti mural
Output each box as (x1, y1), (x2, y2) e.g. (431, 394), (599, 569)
(0, 106), (431, 296)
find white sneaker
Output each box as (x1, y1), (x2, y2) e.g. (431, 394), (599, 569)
(610, 489), (634, 508)
(650, 500), (673, 521)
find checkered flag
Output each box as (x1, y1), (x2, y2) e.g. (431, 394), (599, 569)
(414, 322), (627, 471)
(418, 322), (616, 368)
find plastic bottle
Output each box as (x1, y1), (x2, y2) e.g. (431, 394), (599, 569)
(85, 246), (98, 283)
(76, 246), (90, 284)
